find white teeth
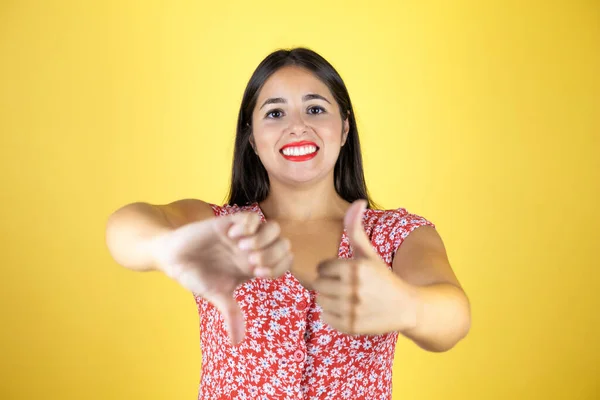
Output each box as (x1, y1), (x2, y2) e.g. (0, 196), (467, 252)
(282, 145), (317, 156)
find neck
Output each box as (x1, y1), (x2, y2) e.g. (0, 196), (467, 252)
(259, 175), (350, 222)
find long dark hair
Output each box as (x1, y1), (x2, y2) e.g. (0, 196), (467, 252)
(226, 47), (378, 209)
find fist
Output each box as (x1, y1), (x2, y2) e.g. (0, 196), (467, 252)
(152, 211), (293, 344)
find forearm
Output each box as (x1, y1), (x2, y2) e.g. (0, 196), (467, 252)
(105, 202), (173, 272)
(400, 281), (471, 352)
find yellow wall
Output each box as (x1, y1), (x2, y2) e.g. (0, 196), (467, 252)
(1, 1), (598, 399)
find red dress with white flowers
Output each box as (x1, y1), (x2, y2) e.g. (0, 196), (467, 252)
(194, 202), (434, 400)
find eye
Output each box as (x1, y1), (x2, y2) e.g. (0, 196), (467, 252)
(307, 106), (326, 115)
(265, 109), (284, 119)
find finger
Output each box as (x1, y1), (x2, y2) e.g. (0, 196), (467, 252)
(316, 259), (343, 280)
(314, 277), (359, 302)
(211, 292), (246, 346)
(212, 211), (251, 238)
(343, 199), (376, 259)
(249, 237), (291, 269)
(314, 277), (343, 298)
(317, 259), (357, 285)
(237, 221), (281, 251)
(327, 308), (355, 335)
(227, 212), (261, 239)
(320, 310), (354, 335)
(254, 252), (293, 279)
(272, 251), (294, 278)
(316, 294), (347, 316)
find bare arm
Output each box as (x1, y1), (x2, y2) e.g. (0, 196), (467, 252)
(393, 226), (471, 352)
(105, 199), (214, 272)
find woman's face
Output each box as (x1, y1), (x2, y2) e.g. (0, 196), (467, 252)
(250, 66), (349, 186)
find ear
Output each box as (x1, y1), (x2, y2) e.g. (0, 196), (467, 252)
(341, 112), (350, 147)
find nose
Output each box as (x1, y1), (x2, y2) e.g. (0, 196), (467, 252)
(285, 111), (309, 137)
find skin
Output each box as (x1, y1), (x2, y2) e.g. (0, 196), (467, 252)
(249, 65), (350, 221)
(107, 65), (471, 350)
(246, 65), (471, 351)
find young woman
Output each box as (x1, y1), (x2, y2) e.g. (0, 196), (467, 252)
(106, 47), (471, 400)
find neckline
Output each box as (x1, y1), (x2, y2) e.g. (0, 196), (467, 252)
(253, 202), (371, 259)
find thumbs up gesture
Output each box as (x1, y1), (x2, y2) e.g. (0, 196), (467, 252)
(314, 200), (417, 336)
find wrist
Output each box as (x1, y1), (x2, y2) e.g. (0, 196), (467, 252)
(392, 277), (421, 335)
(143, 228), (174, 273)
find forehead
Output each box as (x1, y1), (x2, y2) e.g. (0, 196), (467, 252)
(257, 66), (332, 100)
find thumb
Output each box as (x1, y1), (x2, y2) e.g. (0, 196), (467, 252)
(211, 293), (246, 345)
(344, 199), (376, 259)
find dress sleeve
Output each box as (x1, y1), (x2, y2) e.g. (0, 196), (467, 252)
(388, 208), (435, 263)
(208, 203), (223, 217)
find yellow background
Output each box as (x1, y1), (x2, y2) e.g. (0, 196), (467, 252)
(1, 0), (598, 399)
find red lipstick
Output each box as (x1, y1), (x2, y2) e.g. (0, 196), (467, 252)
(280, 141), (319, 162)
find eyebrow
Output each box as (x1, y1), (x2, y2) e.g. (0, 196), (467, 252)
(259, 93), (331, 110)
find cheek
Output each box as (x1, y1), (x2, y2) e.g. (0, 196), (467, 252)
(318, 123), (344, 145)
(253, 115), (284, 135)
(314, 115), (343, 134)
(252, 129), (278, 153)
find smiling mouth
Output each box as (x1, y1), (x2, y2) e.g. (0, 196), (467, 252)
(279, 144), (319, 162)
(280, 144), (319, 157)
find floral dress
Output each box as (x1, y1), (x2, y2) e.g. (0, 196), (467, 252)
(195, 202), (434, 399)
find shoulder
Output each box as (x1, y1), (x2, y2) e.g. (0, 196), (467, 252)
(363, 206), (435, 263)
(364, 207), (434, 233)
(158, 198), (215, 226)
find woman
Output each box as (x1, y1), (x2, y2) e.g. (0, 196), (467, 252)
(106, 47), (471, 400)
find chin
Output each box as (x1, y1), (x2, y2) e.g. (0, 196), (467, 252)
(269, 169), (327, 186)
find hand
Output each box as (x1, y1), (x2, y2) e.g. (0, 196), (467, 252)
(314, 200), (417, 336)
(151, 212), (293, 344)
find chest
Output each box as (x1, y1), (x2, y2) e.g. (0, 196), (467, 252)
(277, 220), (345, 290)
